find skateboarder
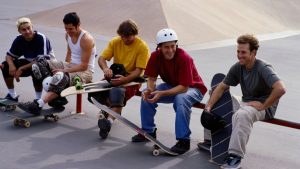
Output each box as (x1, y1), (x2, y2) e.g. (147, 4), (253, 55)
(1, 17), (55, 101)
(18, 12), (96, 114)
(131, 28), (207, 155)
(88, 19), (150, 139)
(201, 34), (286, 169)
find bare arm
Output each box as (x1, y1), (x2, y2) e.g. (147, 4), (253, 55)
(205, 82), (230, 112)
(65, 45), (71, 63)
(65, 34), (71, 63)
(60, 32), (95, 73)
(248, 80), (286, 110)
(98, 55), (113, 79)
(110, 67), (143, 86)
(146, 84), (188, 103)
(6, 55), (33, 81)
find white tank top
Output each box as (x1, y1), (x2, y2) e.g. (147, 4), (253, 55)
(67, 31), (96, 72)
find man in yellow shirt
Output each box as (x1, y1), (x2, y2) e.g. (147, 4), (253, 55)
(88, 19), (150, 139)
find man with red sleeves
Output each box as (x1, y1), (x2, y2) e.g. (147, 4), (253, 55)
(131, 28), (207, 154)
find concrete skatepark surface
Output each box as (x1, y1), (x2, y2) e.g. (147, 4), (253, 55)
(0, 1), (299, 169)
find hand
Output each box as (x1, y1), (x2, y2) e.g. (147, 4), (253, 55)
(147, 90), (163, 103)
(142, 89), (152, 101)
(103, 68), (113, 79)
(15, 68), (22, 82)
(9, 65), (17, 77)
(110, 74), (126, 86)
(247, 101), (264, 111)
(204, 105), (212, 113)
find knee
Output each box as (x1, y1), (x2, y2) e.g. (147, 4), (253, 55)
(109, 87), (125, 107)
(233, 110), (251, 123)
(174, 94), (188, 104)
(48, 72), (70, 94)
(1, 61), (10, 77)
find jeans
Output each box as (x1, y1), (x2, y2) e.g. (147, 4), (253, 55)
(140, 83), (204, 139)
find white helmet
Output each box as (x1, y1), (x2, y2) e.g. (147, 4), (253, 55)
(42, 76), (52, 92)
(156, 28), (178, 45)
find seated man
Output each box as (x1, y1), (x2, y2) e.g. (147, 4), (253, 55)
(200, 34), (286, 169)
(18, 12), (96, 113)
(131, 28), (207, 155)
(1, 17), (55, 101)
(88, 19), (150, 139)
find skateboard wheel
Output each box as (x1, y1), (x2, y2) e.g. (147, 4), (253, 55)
(153, 149), (160, 156)
(44, 115), (49, 120)
(13, 119), (19, 126)
(53, 115), (59, 122)
(12, 105), (16, 110)
(75, 83), (83, 90)
(0, 106), (6, 111)
(23, 121), (31, 128)
(73, 76), (81, 82)
(99, 114), (105, 119)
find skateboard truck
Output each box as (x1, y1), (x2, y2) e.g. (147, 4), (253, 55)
(12, 113), (60, 128)
(73, 76), (83, 90)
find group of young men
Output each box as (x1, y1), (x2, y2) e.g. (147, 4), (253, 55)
(0, 12), (286, 169)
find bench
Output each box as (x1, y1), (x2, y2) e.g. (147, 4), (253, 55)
(135, 91), (300, 130)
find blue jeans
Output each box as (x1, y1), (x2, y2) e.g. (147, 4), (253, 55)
(140, 83), (204, 139)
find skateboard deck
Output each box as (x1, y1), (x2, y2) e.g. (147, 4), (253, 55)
(0, 98), (18, 111)
(209, 73), (233, 165)
(9, 107), (65, 128)
(61, 80), (141, 97)
(91, 98), (179, 156)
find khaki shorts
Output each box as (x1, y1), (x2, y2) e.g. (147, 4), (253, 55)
(48, 60), (93, 86)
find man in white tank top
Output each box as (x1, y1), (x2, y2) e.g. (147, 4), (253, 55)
(18, 12), (96, 114)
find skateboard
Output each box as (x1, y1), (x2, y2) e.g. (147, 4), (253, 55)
(208, 73), (233, 165)
(91, 98), (179, 156)
(61, 80), (142, 97)
(9, 107), (65, 128)
(0, 98), (18, 111)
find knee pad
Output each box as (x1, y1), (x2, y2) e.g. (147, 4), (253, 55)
(42, 76), (52, 92)
(48, 72), (70, 94)
(32, 56), (51, 80)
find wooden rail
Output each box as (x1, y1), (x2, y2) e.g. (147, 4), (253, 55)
(135, 91), (300, 130)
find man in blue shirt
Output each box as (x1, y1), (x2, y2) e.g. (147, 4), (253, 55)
(1, 17), (54, 101)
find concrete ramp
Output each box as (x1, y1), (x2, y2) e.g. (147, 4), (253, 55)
(27, 0), (300, 45)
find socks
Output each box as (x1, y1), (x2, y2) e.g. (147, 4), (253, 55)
(35, 92), (42, 100)
(37, 99), (45, 108)
(8, 89), (17, 98)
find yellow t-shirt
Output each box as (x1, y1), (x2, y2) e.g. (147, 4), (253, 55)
(101, 36), (150, 73)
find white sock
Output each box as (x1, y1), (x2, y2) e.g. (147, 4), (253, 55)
(37, 99), (45, 108)
(8, 89), (17, 98)
(35, 92), (42, 99)
(108, 117), (114, 124)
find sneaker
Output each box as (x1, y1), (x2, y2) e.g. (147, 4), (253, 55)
(197, 139), (211, 151)
(4, 93), (18, 102)
(221, 154), (242, 169)
(100, 110), (109, 119)
(48, 97), (68, 108)
(98, 118), (112, 139)
(131, 128), (157, 142)
(170, 139), (190, 154)
(18, 99), (42, 115)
